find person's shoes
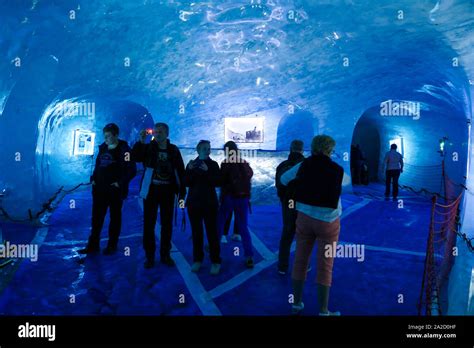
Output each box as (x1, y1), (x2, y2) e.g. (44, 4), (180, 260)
(210, 263), (221, 275)
(144, 259), (155, 269)
(307, 265), (312, 273)
(231, 234), (242, 242)
(384, 196), (390, 201)
(78, 247), (99, 255)
(292, 302), (304, 315)
(278, 269), (287, 275)
(161, 257), (176, 267)
(191, 262), (202, 273)
(221, 235), (228, 244)
(102, 246), (117, 255)
(319, 310), (341, 316)
(392, 197), (398, 202)
(245, 257), (254, 269)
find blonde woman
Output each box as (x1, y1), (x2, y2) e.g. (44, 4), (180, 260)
(281, 135), (344, 316)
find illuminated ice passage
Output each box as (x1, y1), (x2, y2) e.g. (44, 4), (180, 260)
(0, 0), (473, 315)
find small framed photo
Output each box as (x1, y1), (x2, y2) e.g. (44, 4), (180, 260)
(224, 117), (264, 143)
(72, 129), (95, 156)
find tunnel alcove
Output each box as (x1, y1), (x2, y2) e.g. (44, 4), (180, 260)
(350, 101), (469, 197)
(276, 110), (316, 151)
(34, 96), (154, 206)
(351, 115), (381, 183)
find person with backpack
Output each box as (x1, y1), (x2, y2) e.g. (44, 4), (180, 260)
(79, 123), (136, 255)
(185, 140), (222, 275)
(132, 122), (186, 269)
(217, 141), (255, 268)
(275, 140), (305, 275)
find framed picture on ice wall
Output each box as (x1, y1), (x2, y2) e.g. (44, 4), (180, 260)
(72, 129), (95, 156)
(224, 117), (264, 143)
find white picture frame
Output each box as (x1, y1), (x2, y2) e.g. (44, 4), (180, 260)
(73, 129), (95, 156)
(224, 117), (264, 143)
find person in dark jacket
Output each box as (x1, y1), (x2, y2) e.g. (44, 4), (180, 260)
(185, 140), (221, 275)
(275, 140), (305, 275)
(216, 141), (255, 268)
(281, 135), (344, 316)
(350, 144), (365, 185)
(79, 123), (136, 255)
(132, 122), (186, 269)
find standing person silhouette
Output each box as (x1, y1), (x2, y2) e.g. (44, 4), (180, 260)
(79, 123), (136, 255)
(132, 123), (186, 269)
(216, 141), (255, 268)
(281, 135), (343, 316)
(275, 140), (305, 275)
(383, 144), (404, 201)
(185, 140), (222, 275)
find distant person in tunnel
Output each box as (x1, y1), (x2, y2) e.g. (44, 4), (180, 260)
(185, 140), (222, 275)
(275, 139), (305, 275)
(281, 135), (343, 316)
(350, 144), (365, 185)
(217, 141), (255, 268)
(79, 123), (136, 256)
(132, 123), (186, 269)
(383, 143), (404, 200)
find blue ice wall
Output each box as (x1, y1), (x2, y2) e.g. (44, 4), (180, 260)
(1, 0), (472, 220)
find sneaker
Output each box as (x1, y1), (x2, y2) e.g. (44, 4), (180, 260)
(191, 262), (202, 273)
(102, 246), (117, 255)
(231, 234), (242, 242)
(221, 235), (228, 244)
(210, 263), (221, 275)
(319, 310), (341, 316)
(245, 257), (254, 269)
(292, 302), (304, 315)
(78, 247), (99, 255)
(161, 257), (176, 267)
(144, 259), (155, 269)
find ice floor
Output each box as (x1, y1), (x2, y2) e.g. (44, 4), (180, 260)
(0, 180), (433, 316)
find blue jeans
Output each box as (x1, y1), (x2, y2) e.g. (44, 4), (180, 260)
(217, 195), (254, 258)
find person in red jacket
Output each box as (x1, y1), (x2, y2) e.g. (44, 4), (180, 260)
(216, 141), (255, 268)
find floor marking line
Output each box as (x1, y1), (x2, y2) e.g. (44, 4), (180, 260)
(208, 197), (427, 299)
(137, 198), (222, 316)
(341, 198), (371, 219)
(248, 227), (276, 261)
(209, 257), (278, 299)
(42, 233), (142, 247)
(338, 242), (440, 258)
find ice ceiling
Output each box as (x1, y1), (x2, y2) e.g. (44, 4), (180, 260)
(1, 1), (473, 127)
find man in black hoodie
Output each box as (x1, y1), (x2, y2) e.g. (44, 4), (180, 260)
(275, 140), (305, 275)
(132, 122), (186, 269)
(79, 123), (137, 255)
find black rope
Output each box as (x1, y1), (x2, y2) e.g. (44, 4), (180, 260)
(0, 182), (90, 223)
